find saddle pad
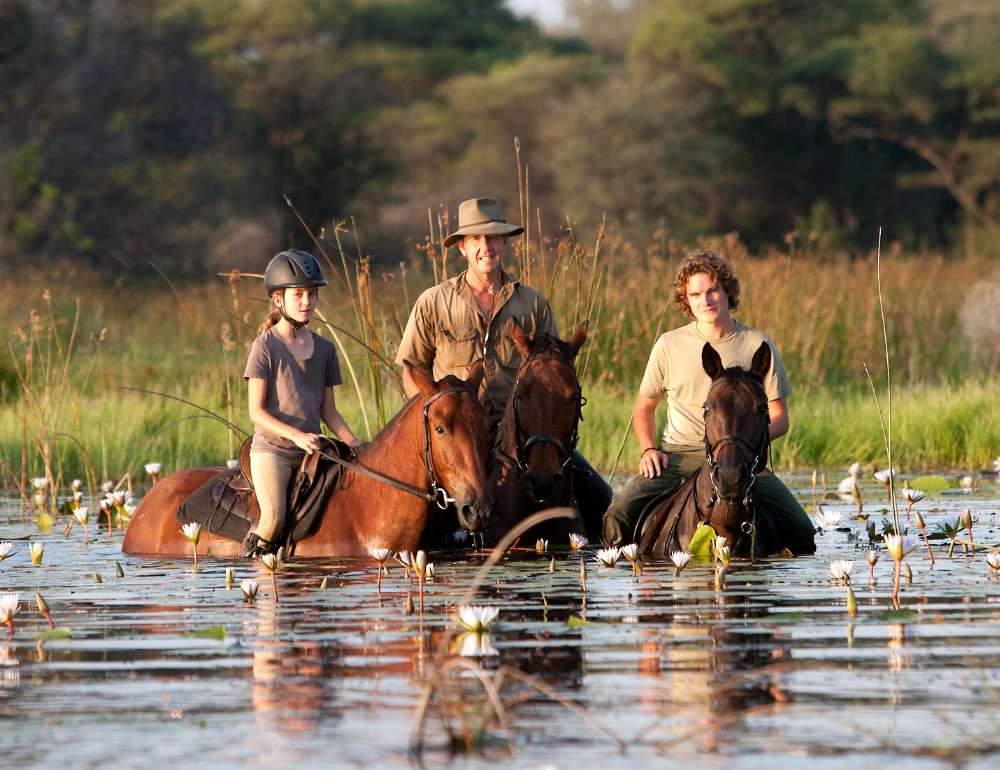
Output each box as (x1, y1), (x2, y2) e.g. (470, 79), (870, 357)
(176, 468), (256, 543)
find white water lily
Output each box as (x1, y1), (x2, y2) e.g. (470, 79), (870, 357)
(33, 491), (45, 507)
(960, 475), (973, 491)
(0, 593), (20, 633)
(369, 548), (391, 563)
(240, 578), (259, 603)
(594, 547), (621, 568)
(225, 566), (235, 585)
(425, 563), (435, 579)
(830, 560), (854, 582)
(848, 462), (862, 477)
(620, 543), (642, 575)
(814, 509), (844, 530)
(108, 491), (129, 507)
(985, 552), (1000, 574)
(73, 490), (84, 506)
(122, 503), (137, 522)
(837, 476), (858, 495)
(32, 477), (49, 489)
(456, 631), (499, 657)
(181, 522), (201, 545)
(670, 551), (692, 574)
(0, 542), (12, 563)
(457, 605), (499, 633)
(535, 538), (548, 552)
(71, 478), (83, 491)
(868, 549), (879, 567)
(144, 462), (162, 476)
(716, 545), (731, 565)
(226, 459), (239, 470)
(396, 551), (412, 568)
(261, 553), (277, 572)
(101, 481), (115, 493)
(899, 488), (925, 503)
(29, 542), (44, 565)
(873, 468), (896, 484)
(884, 533), (917, 562)
(569, 533), (589, 550)
(74, 506), (89, 525)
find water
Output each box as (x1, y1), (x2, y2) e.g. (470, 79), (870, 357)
(1, 473), (999, 768)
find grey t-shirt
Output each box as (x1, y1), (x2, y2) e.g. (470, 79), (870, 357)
(638, 320), (791, 452)
(244, 328), (343, 459)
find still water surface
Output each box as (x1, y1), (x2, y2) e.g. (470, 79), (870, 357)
(1, 473), (999, 768)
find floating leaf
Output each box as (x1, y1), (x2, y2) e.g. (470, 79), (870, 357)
(909, 475), (949, 491)
(880, 608), (917, 622)
(760, 611), (804, 623)
(687, 523), (717, 562)
(38, 627), (71, 640)
(36, 512), (53, 531)
(566, 615), (602, 627)
(184, 625), (226, 639)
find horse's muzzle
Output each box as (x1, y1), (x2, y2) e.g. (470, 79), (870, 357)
(713, 461), (750, 502)
(524, 471), (565, 505)
(457, 497), (495, 533)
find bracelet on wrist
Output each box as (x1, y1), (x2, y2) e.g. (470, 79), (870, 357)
(640, 447), (660, 458)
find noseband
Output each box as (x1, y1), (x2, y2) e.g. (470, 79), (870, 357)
(496, 350), (585, 473)
(703, 376), (770, 510)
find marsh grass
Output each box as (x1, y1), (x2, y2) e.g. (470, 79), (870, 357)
(0, 234), (995, 488)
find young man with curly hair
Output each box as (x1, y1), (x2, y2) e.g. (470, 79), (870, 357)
(601, 249), (815, 552)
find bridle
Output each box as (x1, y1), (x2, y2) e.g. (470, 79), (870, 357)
(703, 376), (771, 512)
(495, 349), (585, 473)
(422, 387), (479, 508)
(319, 386), (478, 509)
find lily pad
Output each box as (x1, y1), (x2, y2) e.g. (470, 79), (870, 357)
(760, 611), (804, 623)
(184, 625), (226, 639)
(909, 475), (950, 491)
(38, 627), (72, 640)
(879, 608), (917, 622)
(36, 512), (53, 531)
(687, 522), (717, 562)
(566, 615), (602, 627)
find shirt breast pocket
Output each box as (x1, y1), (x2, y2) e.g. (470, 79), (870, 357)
(438, 326), (481, 369)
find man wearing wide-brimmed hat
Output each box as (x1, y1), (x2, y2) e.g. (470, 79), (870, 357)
(396, 197), (611, 538)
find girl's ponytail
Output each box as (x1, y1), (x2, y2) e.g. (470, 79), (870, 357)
(257, 291), (282, 336)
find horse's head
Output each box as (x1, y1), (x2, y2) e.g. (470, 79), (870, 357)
(502, 320), (588, 505)
(701, 342), (771, 506)
(404, 360), (495, 532)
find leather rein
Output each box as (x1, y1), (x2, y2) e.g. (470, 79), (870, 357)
(317, 386), (477, 509)
(494, 350), (585, 473)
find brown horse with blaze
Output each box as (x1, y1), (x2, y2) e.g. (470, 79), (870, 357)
(122, 362), (494, 558)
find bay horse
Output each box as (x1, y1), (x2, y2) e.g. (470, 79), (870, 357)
(122, 362), (494, 558)
(638, 342), (797, 558)
(483, 321), (589, 546)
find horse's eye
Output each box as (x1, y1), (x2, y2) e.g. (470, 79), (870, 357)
(435, 426), (446, 435)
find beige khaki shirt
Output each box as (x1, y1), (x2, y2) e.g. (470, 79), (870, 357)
(396, 270), (557, 414)
(639, 320), (792, 452)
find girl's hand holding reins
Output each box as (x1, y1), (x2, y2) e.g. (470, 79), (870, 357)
(292, 431), (325, 455)
(639, 448), (668, 478)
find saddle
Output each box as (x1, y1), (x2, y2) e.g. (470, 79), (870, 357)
(176, 436), (350, 552)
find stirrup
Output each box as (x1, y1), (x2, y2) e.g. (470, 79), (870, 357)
(240, 533), (277, 559)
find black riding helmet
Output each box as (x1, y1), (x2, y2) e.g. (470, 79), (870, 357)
(264, 250), (328, 334)
(264, 249), (328, 295)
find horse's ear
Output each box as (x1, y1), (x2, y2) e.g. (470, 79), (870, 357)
(404, 360), (435, 397)
(701, 343), (725, 381)
(510, 320), (533, 359)
(464, 359), (485, 392)
(568, 320), (588, 359)
(750, 342), (772, 383)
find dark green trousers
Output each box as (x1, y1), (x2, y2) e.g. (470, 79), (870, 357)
(601, 451), (815, 551)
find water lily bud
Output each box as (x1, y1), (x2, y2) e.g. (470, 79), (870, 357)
(904, 564), (913, 583)
(319, 576), (328, 589)
(115, 561), (124, 578)
(580, 559), (587, 592)
(93, 571), (102, 584)
(914, 510), (925, 529)
(846, 586), (857, 618)
(405, 595), (414, 614)
(415, 551), (427, 575)
(549, 556), (555, 572)
(36, 592), (49, 616)
(226, 567), (235, 586)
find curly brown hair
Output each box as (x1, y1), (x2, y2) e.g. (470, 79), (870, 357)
(672, 249), (740, 318)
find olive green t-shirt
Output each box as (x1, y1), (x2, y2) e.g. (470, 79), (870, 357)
(638, 320), (791, 452)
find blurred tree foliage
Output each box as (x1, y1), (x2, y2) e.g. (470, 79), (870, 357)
(2, 0), (999, 270)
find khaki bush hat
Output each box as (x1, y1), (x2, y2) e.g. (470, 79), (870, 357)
(443, 198), (524, 248)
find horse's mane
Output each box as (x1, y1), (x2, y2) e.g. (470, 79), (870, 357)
(710, 365), (765, 393)
(496, 333), (574, 457)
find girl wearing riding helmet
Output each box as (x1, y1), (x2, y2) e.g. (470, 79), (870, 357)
(241, 249), (360, 557)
